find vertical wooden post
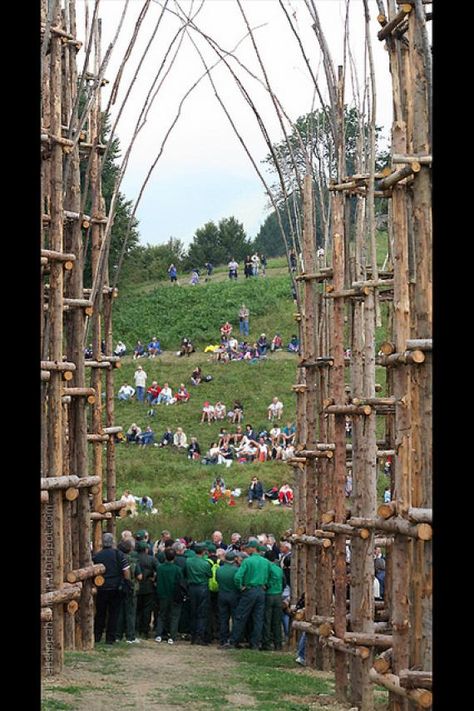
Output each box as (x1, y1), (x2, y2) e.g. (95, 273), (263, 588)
(64, 0), (94, 650)
(302, 174), (318, 667)
(46, 0), (65, 675)
(103, 289), (116, 536)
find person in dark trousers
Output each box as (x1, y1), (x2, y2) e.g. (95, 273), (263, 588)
(216, 551), (240, 648)
(248, 476), (265, 508)
(261, 550), (284, 650)
(135, 541), (159, 638)
(115, 538), (143, 644)
(226, 540), (271, 649)
(154, 549), (184, 645)
(185, 543), (212, 645)
(92, 532), (131, 645)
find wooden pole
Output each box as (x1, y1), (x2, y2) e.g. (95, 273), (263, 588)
(103, 290), (116, 535)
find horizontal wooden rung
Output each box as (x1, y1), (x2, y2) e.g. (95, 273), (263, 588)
(41, 249), (76, 262)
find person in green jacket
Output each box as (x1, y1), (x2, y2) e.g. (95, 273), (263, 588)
(154, 549), (184, 644)
(185, 543), (212, 645)
(227, 540), (271, 649)
(216, 551), (240, 647)
(261, 550), (284, 650)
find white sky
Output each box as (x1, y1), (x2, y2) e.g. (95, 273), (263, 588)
(76, 0), (394, 246)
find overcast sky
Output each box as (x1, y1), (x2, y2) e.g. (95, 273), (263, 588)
(76, 0), (394, 247)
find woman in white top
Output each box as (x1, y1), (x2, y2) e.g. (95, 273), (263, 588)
(173, 427), (188, 448)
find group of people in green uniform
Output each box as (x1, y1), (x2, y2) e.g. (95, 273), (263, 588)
(93, 528), (289, 652)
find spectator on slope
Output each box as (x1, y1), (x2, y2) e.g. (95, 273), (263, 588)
(247, 476), (265, 508)
(281, 421), (296, 445)
(133, 365), (147, 402)
(204, 261), (213, 278)
(218, 443), (234, 468)
(244, 254), (253, 278)
(176, 383), (190, 402)
(120, 490), (138, 516)
(251, 252), (260, 276)
(84, 343), (93, 359)
(270, 334), (283, 352)
(214, 401), (226, 421)
(158, 427), (174, 447)
(260, 253), (267, 276)
(204, 442), (221, 465)
(228, 258), (239, 280)
(267, 396), (284, 421)
(269, 424), (282, 448)
(229, 425), (244, 446)
(173, 427), (188, 449)
(289, 249), (297, 272)
(287, 335), (300, 354)
(257, 333), (268, 356)
(188, 437), (201, 460)
(118, 383), (135, 401)
(278, 483), (294, 506)
(155, 382), (173, 405)
(201, 401), (215, 425)
(190, 269), (200, 285)
(168, 263), (178, 284)
(210, 475), (226, 494)
(146, 381), (161, 405)
(220, 321), (233, 340)
(137, 425), (155, 447)
(147, 337), (161, 358)
(238, 303), (250, 337)
(191, 366), (202, 386)
(125, 423), (141, 445)
(133, 340), (146, 359)
(138, 495), (155, 513)
(179, 337), (195, 357)
(114, 340), (127, 357)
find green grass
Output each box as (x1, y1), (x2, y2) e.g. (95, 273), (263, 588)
(41, 701), (73, 711)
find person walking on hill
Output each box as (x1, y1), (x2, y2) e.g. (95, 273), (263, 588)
(228, 258), (238, 279)
(239, 304), (249, 337)
(168, 264), (178, 284)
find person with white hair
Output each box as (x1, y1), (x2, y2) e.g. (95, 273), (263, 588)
(267, 397), (284, 421)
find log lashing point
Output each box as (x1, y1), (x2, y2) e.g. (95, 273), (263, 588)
(368, 669), (432, 709)
(66, 563), (105, 584)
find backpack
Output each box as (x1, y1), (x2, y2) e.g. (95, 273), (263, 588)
(204, 375), (213, 382)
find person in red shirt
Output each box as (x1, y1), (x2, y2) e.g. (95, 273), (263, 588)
(175, 383), (190, 402)
(146, 381), (161, 405)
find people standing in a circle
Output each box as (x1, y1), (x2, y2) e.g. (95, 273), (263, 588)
(168, 263), (178, 284)
(239, 304), (249, 338)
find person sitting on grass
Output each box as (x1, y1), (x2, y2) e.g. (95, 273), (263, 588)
(156, 382), (173, 405)
(114, 340), (127, 357)
(187, 437), (201, 460)
(229, 425), (244, 446)
(204, 442), (221, 465)
(267, 397), (284, 421)
(247, 476), (265, 508)
(173, 427), (187, 449)
(175, 383), (190, 402)
(270, 334), (283, 352)
(257, 333), (268, 356)
(118, 383), (135, 401)
(201, 401), (215, 425)
(287, 335), (300, 354)
(218, 443), (234, 468)
(159, 427), (174, 447)
(146, 381), (161, 405)
(220, 321), (233, 339)
(179, 337), (195, 357)
(133, 340), (146, 359)
(281, 421), (296, 445)
(147, 337), (161, 358)
(210, 475), (226, 494)
(137, 426), (155, 447)
(228, 400), (244, 424)
(191, 366), (202, 386)
(214, 401), (226, 420)
(126, 423), (141, 444)
(278, 483), (294, 506)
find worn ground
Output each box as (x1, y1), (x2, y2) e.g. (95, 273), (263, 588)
(42, 641), (388, 710)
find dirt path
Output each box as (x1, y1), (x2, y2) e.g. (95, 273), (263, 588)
(42, 640), (368, 711)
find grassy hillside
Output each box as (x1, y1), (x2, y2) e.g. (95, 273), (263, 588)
(110, 249), (391, 543)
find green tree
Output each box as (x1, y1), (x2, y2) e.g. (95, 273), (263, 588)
(120, 237), (186, 285)
(186, 221), (224, 269)
(82, 114), (140, 286)
(217, 216), (251, 261)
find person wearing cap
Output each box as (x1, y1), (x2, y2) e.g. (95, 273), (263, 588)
(184, 543), (212, 645)
(133, 365), (147, 402)
(227, 540), (271, 649)
(136, 540), (159, 639)
(92, 533), (131, 645)
(216, 552), (240, 648)
(261, 550), (284, 651)
(154, 548), (184, 645)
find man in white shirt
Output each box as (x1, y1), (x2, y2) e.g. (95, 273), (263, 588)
(156, 382), (173, 405)
(133, 365), (147, 402)
(267, 397), (284, 421)
(118, 383), (135, 401)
